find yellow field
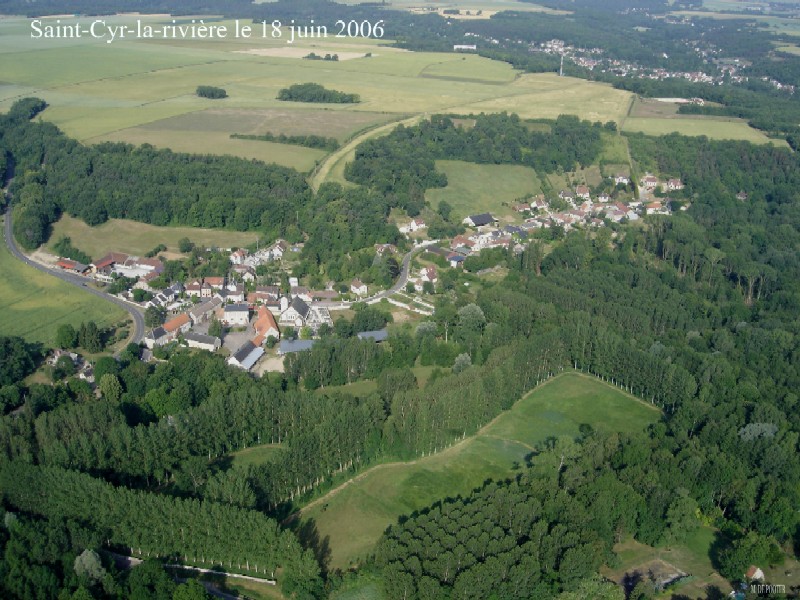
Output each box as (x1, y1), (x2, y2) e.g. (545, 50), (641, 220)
(48, 215), (260, 258)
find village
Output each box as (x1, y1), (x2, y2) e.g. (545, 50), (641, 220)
(46, 173), (684, 376)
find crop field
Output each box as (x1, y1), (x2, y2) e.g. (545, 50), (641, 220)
(426, 161), (542, 220)
(48, 215), (260, 259)
(301, 372), (660, 570)
(0, 16), (637, 168)
(0, 218), (126, 347)
(94, 107), (399, 171)
(331, 0), (568, 14)
(123, 107), (399, 140)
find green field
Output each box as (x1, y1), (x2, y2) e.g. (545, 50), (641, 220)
(301, 372), (660, 569)
(48, 215), (260, 259)
(622, 116), (785, 145)
(0, 217), (126, 347)
(426, 160), (542, 220)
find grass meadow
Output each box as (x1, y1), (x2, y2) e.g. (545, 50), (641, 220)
(0, 217), (126, 347)
(300, 372), (661, 570)
(48, 215), (260, 259)
(426, 160), (543, 220)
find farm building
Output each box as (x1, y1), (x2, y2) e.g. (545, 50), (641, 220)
(184, 332), (221, 352)
(227, 341), (264, 371)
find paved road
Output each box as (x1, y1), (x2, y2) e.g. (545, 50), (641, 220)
(3, 206), (145, 348)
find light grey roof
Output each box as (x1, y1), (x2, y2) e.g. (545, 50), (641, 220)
(357, 329), (389, 342)
(279, 339), (316, 354)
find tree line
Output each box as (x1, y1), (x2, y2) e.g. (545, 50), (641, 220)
(231, 132), (340, 151)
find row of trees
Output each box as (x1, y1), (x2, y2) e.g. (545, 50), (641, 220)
(231, 132), (339, 151)
(0, 461), (322, 593)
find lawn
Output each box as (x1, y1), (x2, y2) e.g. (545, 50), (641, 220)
(48, 215), (260, 259)
(0, 218), (126, 347)
(426, 160), (542, 220)
(301, 372), (661, 570)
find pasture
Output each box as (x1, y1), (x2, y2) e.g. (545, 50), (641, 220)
(300, 372), (661, 570)
(426, 160), (543, 220)
(0, 218), (126, 347)
(48, 215), (260, 258)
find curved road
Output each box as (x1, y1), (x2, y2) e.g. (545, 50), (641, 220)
(3, 206), (145, 347)
(317, 240), (438, 309)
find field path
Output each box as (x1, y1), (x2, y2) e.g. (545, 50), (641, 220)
(309, 114), (423, 191)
